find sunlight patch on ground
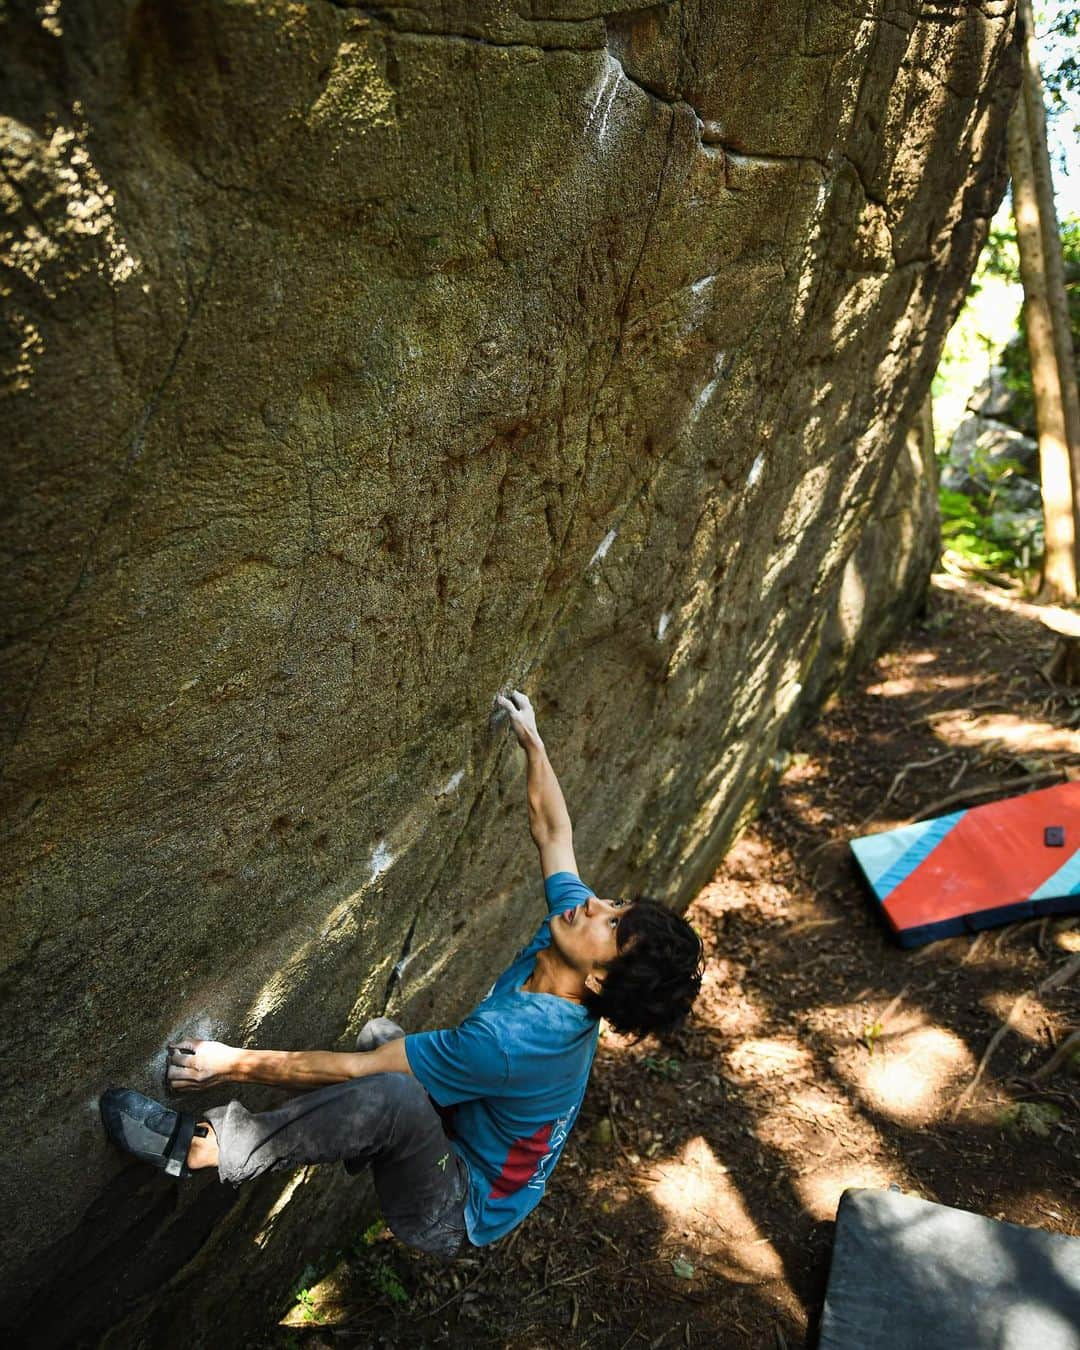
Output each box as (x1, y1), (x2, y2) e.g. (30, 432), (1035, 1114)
(803, 1000), (884, 1039)
(715, 834), (783, 884)
(647, 1135), (785, 1283)
(865, 672), (975, 698)
(751, 1079), (899, 1223)
(796, 1162), (898, 1222)
(983, 990), (1049, 1042)
(697, 965), (767, 1037)
(756, 1083), (890, 1169)
(280, 1263), (352, 1329)
(839, 1022), (974, 1125)
(726, 1037), (815, 1084)
(1056, 926), (1080, 953)
(776, 789), (837, 830)
(700, 836), (799, 923)
(786, 1087), (851, 1121)
(779, 753), (823, 783)
(931, 710), (1080, 755)
(933, 572), (1080, 635)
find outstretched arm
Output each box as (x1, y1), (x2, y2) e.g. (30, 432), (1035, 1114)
(496, 689), (578, 879)
(166, 1035), (411, 1092)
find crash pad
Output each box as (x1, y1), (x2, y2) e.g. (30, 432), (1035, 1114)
(820, 1187), (1080, 1350)
(850, 781), (1080, 947)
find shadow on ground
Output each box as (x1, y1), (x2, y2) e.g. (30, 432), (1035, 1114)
(255, 575), (1079, 1348)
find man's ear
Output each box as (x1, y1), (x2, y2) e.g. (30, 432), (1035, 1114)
(584, 970), (606, 996)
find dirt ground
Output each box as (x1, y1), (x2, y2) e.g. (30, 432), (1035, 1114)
(273, 572), (1080, 1349)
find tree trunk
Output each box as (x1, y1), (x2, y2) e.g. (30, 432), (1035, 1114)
(1043, 636), (1080, 686)
(1018, 0), (1080, 474)
(1008, 94), (1078, 602)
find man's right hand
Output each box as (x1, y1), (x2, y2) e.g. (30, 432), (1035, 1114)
(167, 1036), (412, 1089)
(496, 689), (542, 749)
(166, 1038), (239, 1090)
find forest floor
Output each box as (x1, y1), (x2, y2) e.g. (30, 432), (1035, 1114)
(273, 572), (1080, 1349)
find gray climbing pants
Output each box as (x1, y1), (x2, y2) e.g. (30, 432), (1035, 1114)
(203, 1018), (468, 1259)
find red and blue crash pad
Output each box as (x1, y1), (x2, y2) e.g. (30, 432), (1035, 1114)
(820, 1188), (1080, 1349)
(850, 781), (1080, 948)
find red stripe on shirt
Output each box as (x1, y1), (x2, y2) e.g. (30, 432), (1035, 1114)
(488, 1123), (554, 1199)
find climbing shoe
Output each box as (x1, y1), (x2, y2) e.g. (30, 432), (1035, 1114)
(100, 1088), (200, 1179)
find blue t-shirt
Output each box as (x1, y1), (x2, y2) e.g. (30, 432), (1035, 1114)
(405, 871), (599, 1246)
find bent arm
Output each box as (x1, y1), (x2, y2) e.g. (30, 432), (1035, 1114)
(232, 1036), (411, 1088)
(167, 1035), (411, 1092)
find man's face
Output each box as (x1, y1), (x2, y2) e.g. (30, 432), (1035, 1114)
(549, 895), (632, 975)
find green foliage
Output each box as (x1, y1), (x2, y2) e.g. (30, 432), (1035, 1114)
(978, 224), (1021, 285)
(288, 1266), (328, 1325)
(279, 1221), (411, 1327)
(351, 1217), (411, 1307)
(932, 219), (1024, 444)
(939, 488), (1040, 574)
(290, 1264), (319, 1300)
(641, 1055), (681, 1079)
(293, 1286), (325, 1324)
(1040, 2), (1080, 181)
(1044, 4), (1080, 106)
(996, 1099), (1063, 1138)
(369, 1260), (410, 1305)
(359, 1218), (387, 1247)
(861, 1020), (884, 1056)
(939, 432), (1043, 576)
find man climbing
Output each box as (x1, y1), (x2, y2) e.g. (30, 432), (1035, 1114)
(100, 691), (704, 1259)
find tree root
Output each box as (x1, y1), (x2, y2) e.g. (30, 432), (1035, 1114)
(1030, 1028), (1080, 1082)
(950, 952), (1080, 1115)
(855, 750), (959, 830)
(909, 768), (1064, 822)
(951, 992), (1032, 1118)
(1038, 951), (1080, 993)
(1042, 636), (1080, 687)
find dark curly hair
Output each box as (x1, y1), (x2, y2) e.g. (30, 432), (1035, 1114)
(582, 898), (704, 1038)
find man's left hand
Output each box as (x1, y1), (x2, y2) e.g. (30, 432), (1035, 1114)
(496, 689), (542, 748)
(166, 1038), (239, 1090)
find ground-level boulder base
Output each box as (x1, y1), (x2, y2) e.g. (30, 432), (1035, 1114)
(851, 782), (1080, 947)
(820, 1188), (1080, 1349)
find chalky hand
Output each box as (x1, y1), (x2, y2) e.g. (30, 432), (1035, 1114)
(166, 1038), (237, 1091)
(495, 689), (541, 748)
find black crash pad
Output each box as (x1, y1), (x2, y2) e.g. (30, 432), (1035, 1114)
(819, 1188), (1080, 1350)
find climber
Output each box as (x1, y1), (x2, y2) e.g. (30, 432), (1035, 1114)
(100, 690), (704, 1259)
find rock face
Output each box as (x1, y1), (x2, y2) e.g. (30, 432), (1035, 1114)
(967, 364), (1021, 421)
(942, 412), (1041, 542)
(0, 1), (1015, 1342)
(944, 412), (1039, 490)
(942, 371), (1042, 562)
(802, 394), (940, 715)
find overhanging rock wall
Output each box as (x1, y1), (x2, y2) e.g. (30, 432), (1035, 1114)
(801, 393), (941, 718)
(1, 1), (1015, 1342)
